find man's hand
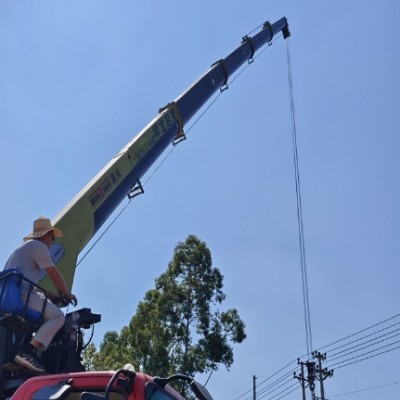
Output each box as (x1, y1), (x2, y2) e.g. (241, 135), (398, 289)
(46, 266), (78, 307)
(63, 292), (78, 307)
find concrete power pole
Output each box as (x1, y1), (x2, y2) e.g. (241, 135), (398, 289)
(312, 351), (333, 400)
(294, 359), (314, 400)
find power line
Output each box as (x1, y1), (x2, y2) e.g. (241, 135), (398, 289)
(260, 382), (299, 400)
(232, 313), (400, 400)
(329, 379), (400, 398)
(311, 314), (400, 371)
(257, 370), (299, 399)
(230, 360), (301, 400)
(327, 340), (400, 370)
(316, 313), (400, 353)
(327, 328), (400, 362)
(325, 322), (400, 357)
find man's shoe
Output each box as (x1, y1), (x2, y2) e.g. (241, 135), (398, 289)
(15, 352), (45, 373)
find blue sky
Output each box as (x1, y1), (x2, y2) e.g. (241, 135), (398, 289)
(1, 1), (399, 399)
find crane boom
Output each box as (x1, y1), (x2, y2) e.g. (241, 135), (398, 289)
(45, 17), (290, 292)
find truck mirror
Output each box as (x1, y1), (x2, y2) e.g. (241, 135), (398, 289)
(189, 381), (214, 400)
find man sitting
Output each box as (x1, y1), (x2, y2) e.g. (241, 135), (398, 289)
(3, 216), (78, 373)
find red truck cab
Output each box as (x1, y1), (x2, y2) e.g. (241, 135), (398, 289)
(11, 370), (192, 400)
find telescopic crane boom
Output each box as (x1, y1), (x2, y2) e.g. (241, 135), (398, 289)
(45, 17), (290, 292)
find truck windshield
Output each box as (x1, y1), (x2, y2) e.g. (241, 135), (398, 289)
(68, 391), (126, 400)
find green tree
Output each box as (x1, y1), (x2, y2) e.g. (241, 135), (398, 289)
(93, 235), (246, 381)
(81, 342), (96, 371)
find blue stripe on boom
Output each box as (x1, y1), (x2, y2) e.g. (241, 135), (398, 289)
(93, 122), (178, 233)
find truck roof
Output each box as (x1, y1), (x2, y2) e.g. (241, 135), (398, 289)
(11, 371), (154, 400)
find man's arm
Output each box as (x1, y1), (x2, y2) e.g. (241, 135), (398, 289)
(46, 266), (78, 306)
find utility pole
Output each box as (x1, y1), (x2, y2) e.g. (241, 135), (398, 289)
(253, 375), (257, 400)
(294, 359), (315, 400)
(299, 362), (306, 400)
(312, 351), (333, 400)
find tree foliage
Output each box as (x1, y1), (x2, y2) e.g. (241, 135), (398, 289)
(87, 235), (246, 379)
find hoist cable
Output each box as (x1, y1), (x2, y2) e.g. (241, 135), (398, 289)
(77, 196), (134, 267)
(286, 39), (313, 355)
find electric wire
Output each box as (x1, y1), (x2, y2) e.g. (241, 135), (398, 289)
(316, 312), (400, 353)
(256, 358), (300, 390)
(259, 381), (299, 400)
(327, 326), (400, 361)
(328, 340), (400, 370)
(250, 343), (400, 399)
(329, 379), (400, 398)
(257, 373), (299, 400)
(240, 376), (299, 400)
(316, 314), (400, 369)
(228, 313), (400, 400)
(230, 361), (301, 400)
(230, 334), (400, 400)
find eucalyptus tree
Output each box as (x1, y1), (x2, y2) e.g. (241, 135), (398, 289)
(90, 235), (246, 381)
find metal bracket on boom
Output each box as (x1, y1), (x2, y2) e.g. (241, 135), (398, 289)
(159, 102), (186, 146)
(241, 35), (255, 64)
(127, 180), (144, 200)
(282, 24), (291, 39)
(263, 21), (274, 45)
(211, 59), (229, 92)
(172, 133), (186, 146)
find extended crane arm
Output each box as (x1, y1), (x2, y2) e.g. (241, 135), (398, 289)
(44, 17), (290, 292)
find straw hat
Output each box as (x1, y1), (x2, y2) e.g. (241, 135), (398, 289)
(23, 216), (63, 242)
